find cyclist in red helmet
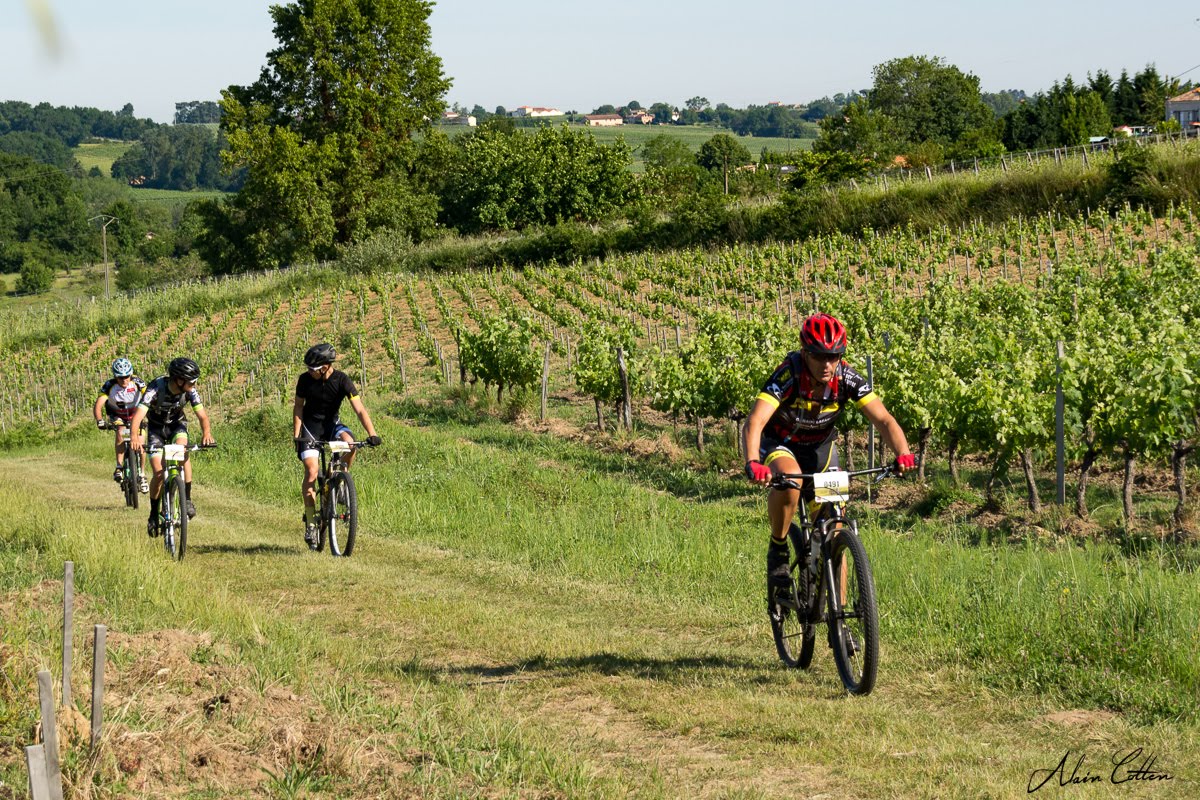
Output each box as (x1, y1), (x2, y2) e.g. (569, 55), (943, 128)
(742, 313), (915, 592)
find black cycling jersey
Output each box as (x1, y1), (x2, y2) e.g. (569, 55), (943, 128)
(138, 376), (203, 426)
(756, 352), (878, 447)
(295, 369), (358, 432)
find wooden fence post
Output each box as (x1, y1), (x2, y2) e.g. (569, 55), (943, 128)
(25, 745), (50, 800)
(37, 671), (64, 800)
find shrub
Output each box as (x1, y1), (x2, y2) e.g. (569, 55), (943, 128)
(16, 259), (53, 294)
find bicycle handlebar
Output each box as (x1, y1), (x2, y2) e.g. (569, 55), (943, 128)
(295, 439), (377, 449)
(146, 443), (218, 453)
(768, 457), (920, 489)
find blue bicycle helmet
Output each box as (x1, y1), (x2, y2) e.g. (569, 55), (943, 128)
(112, 357), (134, 377)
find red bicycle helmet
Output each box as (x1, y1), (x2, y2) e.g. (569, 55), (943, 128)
(800, 313), (847, 357)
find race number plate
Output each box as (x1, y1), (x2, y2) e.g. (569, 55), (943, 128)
(162, 444), (187, 463)
(328, 441), (352, 453)
(813, 470), (850, 504)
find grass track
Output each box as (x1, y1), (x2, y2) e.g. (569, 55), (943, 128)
(0, 413), (1198, 797)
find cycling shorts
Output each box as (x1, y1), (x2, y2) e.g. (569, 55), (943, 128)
(147, 419), (188, 450)
(296, 421), (353, 461)
(759, 431), (840, 502)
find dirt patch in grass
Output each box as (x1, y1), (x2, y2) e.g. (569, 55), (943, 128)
(1, 615), (415, 798)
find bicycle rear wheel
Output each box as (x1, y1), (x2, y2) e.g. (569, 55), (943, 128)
(163, 473), (188, 561)
(326, 472), (358, 557)
(827, 524), (878, 695)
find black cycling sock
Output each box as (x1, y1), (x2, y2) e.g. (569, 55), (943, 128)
(149, 497), (160, 517)
(769, 537), (788, 548)
(185, 482), (192, 501)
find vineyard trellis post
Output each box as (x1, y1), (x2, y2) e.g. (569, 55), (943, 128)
(91, 624), (106, 750)
(1055, 341), (1066, 505)
(616, 347), (632, 431)
(866, 355), (875, 503)
(539, 343), (550, 421)
(61, 562), (73, 710)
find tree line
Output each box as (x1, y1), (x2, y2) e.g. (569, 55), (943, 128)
(813, 57), (1185, 168)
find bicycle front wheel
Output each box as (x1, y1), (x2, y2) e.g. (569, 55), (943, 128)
(326, 472), (358, 557)
(164, 473), (188, 561)
(126, 450), (140, 509)
(770, 581), (816, 669)
(827, 524), (878, 695)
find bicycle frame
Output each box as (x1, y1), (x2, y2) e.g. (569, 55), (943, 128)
(767, 463), (898, 694)
(302, 439), (371, 557)
(100, 420), (144, 507)
(146, 442), (213, 560)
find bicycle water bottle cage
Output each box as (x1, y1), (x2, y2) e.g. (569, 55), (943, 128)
(162, 444), (187, 463)
(812, 471), (850, 504)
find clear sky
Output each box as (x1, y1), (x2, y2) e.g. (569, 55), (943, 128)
(2, 0), (1198, 125)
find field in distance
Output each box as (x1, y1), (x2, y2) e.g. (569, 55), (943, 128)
(434, 121), (813, 170)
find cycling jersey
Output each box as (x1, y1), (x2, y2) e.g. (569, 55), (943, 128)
(98, 376), (146, 422)
(756, 352), (878, 447)
(139, 376), (203, 426)
(295, 369), (358, 435)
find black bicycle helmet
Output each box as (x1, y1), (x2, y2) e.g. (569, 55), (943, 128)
(168, 357), (200, 382)
(304, 343), (337, 368)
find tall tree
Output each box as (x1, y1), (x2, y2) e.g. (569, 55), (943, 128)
(199, 0), (450, 272)
(866, 55), (996, 149)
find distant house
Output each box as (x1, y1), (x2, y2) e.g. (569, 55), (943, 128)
(583, 114), (623, 127)
(509, 105), (563, 118)
(1166, 88), (1200, 127)
(624, 112), (655, 125)
(442, 111), (477, 126)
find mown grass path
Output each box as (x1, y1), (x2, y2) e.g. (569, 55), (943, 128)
(1, 423), (1197, 798)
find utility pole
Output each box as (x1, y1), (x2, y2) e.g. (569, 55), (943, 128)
(88, 215), (118, 300)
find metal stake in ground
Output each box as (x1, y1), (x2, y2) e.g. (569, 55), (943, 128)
(62, 562), (73, 710)
(91, 624), (106, 750)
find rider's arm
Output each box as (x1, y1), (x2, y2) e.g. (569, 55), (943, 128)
(93, 393), (107, 422)
(194, 406), (215, 446)
(860, 398), (911, 460)
(742, 396), (775, 467)
(292, 396), (306, 439)
(128, 406), (148, 450)
(348, 396), (378, 439)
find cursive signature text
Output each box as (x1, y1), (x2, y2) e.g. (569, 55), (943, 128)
(1028, 749), (1173, 793)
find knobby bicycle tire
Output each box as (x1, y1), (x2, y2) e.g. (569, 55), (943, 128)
(127, 445), (140, 509)
(164, 473), (188, 561)
(326, 472), (358, 557)
(827, 525), (879, 695)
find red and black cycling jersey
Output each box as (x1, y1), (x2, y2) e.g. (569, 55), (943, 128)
(98, 376), (146, 421)
(756, 351), (878, 446)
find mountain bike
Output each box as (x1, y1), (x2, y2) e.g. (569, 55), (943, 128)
(300, 439), (375, 557)
(99, 420), (145, 508)
(147, 443), (216, 561)
(766, 463), (904, 695)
